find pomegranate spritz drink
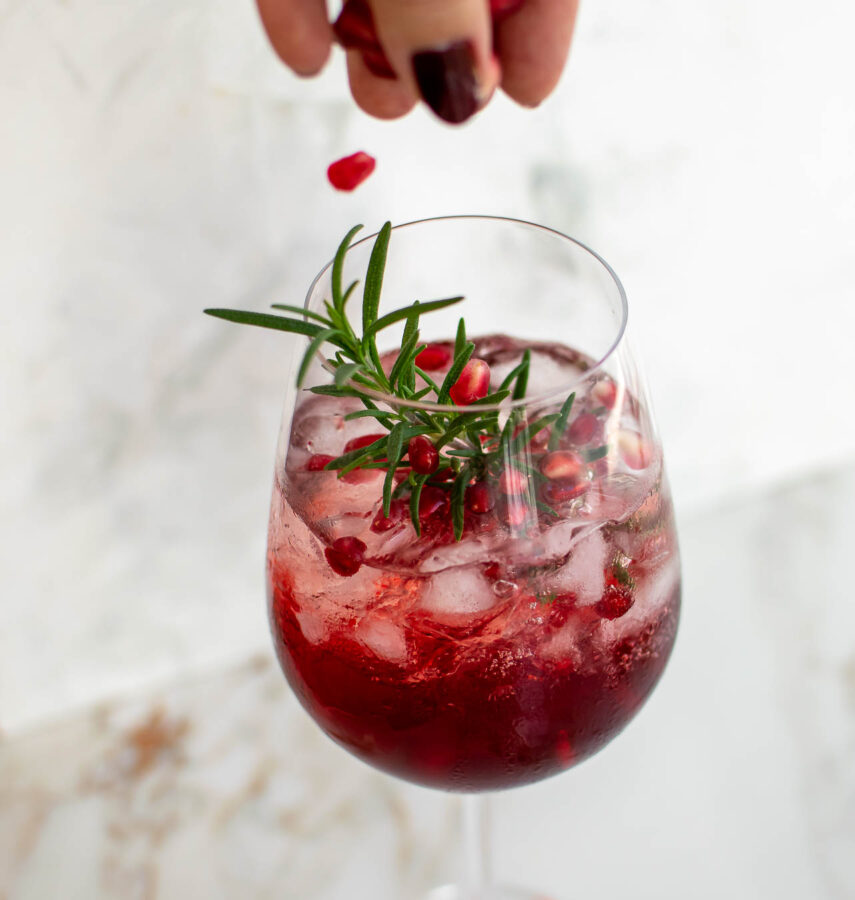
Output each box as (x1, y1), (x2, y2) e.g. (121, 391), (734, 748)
(206, 218), (681, 798)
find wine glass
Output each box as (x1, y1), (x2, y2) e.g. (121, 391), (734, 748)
(262, 216), (681, 899)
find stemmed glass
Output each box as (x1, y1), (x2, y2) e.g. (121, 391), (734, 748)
(264, 216), (681, 899)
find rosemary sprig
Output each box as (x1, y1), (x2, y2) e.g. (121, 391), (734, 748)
(204, 223), (575, 540)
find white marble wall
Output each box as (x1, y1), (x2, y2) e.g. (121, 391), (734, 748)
(1, 0), (854, 819)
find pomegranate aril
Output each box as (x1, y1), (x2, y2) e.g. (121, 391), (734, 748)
(371, 499), (407, 533)
(361, 48), (396, 79)
(540, 450), (584, 482)
(595, 582), (635, 619)
(528, 425), (551, 451)
(327, 152), (376, 192)
(306, 454), (335, 471)
(545, 593), (577, 629)
(339, 432), (386, 482)
(465, 482), (494, 514)
(617, 430), (651, 470)
(512, 422), (550, 451)
(591, 378), (618, 410)
(344, 432), (386, 453)
(467, 511), (497, 535)
(567, 413), (602, 446)
(408, 435), (439, 474)
(341, 467), (382, 485)
(490, 0), (525, 18)
(415, 343), (453, 371)
(418, 485), (448, 519)
(499, 467), (528, 495)
(483, 561), (502, 580)
(449, 358), (490, 406)
(332, 0), (378, 50)
(325, 536), (367, 577)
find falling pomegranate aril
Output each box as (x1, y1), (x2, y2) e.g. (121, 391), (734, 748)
(306, 454), (335, 471)
(327, 152), (376, 192)
(449, 358), (490, 406)
(408, 435), (439, 474)
(325, 536), (367, 577)
(465, 482), (494, 514)
(415, 343), (453, 371)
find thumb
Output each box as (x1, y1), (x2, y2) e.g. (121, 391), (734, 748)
(369, 0), (499, 123)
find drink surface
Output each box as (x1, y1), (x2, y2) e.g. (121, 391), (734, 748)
(268, 335), (680, 791)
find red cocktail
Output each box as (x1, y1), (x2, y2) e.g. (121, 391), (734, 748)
(268, 334), (679, 791)
(207, 216), (681, 898)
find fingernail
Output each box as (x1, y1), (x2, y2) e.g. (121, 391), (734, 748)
(411, 40), (479, 124)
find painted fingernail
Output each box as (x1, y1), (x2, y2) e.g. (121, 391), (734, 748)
(411, 40), (479, 124)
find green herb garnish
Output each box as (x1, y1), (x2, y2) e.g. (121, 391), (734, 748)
(205, 223), (575, 539)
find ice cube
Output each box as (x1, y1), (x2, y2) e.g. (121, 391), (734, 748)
(420, 566), (497, 619)
(544, 529), (609, 606)
(295, 606), (327, 644)
(527, 348), (582, 395)
(520, 518), (586, 567)
(415, 531), (507, 574)
(356, 616), (408, 664)
(290, 396), (352, 456)
(541, 623), (583, 665)
(583, 464), (659, 525)
(634, 553), (680, 617)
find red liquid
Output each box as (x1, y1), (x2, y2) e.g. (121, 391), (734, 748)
(268, 336), (681, 791)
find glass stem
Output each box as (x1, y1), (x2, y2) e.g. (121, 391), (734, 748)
(462, 794), (491, 897)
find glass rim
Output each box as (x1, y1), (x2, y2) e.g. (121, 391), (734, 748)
(303, 214), (629, 413)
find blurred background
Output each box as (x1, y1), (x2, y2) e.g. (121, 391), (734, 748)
(1, 0), (854, 898)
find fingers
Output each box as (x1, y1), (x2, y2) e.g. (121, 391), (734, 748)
(494, 0), (579, 107)
(370, 0), (499, 124)
(346, 51), (419, 120)
(256, 0), (333, 76)
(256, 0), (576, 120)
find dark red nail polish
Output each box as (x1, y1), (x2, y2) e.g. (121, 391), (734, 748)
(412, 40), (479, 124)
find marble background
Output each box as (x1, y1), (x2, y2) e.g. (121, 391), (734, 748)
(1, 0), (854, 896)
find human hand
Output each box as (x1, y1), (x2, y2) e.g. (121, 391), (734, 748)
(256, 0), (579, 124)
